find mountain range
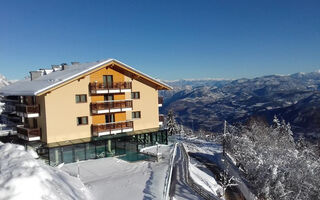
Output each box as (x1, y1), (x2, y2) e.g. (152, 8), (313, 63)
(161, 71), (320, 139)
(1, 71), (320, 139)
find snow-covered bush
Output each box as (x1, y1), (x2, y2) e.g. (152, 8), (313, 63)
(0, 142), (92, 200)
(225, 116), (320, 200)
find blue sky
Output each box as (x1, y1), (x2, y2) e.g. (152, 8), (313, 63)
(0, 0), (320, 80)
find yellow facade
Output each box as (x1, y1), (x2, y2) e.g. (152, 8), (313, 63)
(43, 76), (92, 143)
(126, 78), (160, 130)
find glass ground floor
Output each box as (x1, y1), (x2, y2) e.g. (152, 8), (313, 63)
(45, 130), (168, 166)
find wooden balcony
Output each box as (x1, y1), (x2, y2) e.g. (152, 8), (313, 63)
(159, 114), (164, 126)
(92, 121), (134, 137)
(16, 104), (40, 118)
(91, 100), (133, 114)
(17, 126), (41, 141)
(3, 96), (20, 102)
(90, 82), (132, 94)
(158, 96), (163, 107)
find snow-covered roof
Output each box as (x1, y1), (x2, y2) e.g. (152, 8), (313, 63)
(0, 59), (172, 96)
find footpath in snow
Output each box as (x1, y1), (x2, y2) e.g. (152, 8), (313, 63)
(170, 143), (204, 200)
(62, 144), (173, 200)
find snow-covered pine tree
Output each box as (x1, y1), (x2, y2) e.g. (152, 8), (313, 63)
(166, 110), (179, 135)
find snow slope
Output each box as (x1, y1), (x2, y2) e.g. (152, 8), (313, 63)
(0, 142), (92, 200)
(189, 157), (223, 197)
(62, 145), (173, 200)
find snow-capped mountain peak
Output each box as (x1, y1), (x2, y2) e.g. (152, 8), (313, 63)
(0, 74), (10, 88)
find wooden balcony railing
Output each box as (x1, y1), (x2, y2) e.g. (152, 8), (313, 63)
(3, 96), (20, 102)
(159, 115), (165, 122)
(17, 126), (41, 138)
(92, 121), (133, 136)
(158, 97), (164, 105)
(91, 100), (132, 113)
(89, 82), (132, 93)
(16, 104), (40, 114)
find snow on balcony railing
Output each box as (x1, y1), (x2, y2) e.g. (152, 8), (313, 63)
(92, 121), (133, 136)
(89, 82), (132, 94)
(91, 100), (132, 114)
(17, 126), (41, 141)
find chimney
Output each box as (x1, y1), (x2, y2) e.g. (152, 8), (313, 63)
(61, 63), (68, 70)
(71, 62), (80, 65)
(51, 65), (62, 71)
(30, 70), (44, 80)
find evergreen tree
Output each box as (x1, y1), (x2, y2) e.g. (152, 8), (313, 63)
(166, 110), (178, 135)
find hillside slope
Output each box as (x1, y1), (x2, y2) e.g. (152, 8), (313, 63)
(162, 71), (320, 138)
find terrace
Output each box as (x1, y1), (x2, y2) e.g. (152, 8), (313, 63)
(17, 126), (41, 141)
(91, 100), (133, 114)
(89, 81), (132, 94)
(92, 121), (134, 137)
(16, 104), (40, 118)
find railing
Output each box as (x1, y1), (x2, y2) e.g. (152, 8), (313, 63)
(16, 104), (39, 114)
(3, 96), (20, 102)
(159, 115), (165, 122)
(17, 126), (41, 138)
(158, 96), (164, 105)
(89, 81), (132, 91)
(163, 143), (178, 200)
(91, 100), (132, 112)
(92, 121), (133, 136)
(181, 143), (223, 200)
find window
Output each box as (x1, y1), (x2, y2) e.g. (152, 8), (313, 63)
(131, 92), (140, 99)
(77, 116), (88, 125)
(76, 94), (87, 103)
(103, 75), (113, 87)
(132, 111), (141, 119)
(105, 114), (115, 123)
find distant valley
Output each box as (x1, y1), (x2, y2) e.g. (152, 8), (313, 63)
(161, 71), (320, 139)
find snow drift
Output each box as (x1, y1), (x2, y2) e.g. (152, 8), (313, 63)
(0, 142), (92, 200)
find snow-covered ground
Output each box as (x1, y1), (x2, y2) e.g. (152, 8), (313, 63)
(189, 156), (223, 198)
(181, 136), (222, 155)
(0, 142), (92, 200)
(140, 144), (168, 157)
(181, 136), (256, 200)
(62, 144), (173, 200)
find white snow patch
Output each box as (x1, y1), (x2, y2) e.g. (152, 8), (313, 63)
(62, 145), (173, 200)
(140, 144), (168, 157)
(189, 158), (223, 197)
(0, 142), (92, 200)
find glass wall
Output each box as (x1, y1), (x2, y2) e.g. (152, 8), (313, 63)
(74, 144), (85, 161)
(47, 130), (168, 166)
(85, 143), (96, 160)
(49, 147), (62, 166)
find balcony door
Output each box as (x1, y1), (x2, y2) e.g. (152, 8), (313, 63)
(105, 114), (115, 123)
(104, 94), (114, 101)
(103, 75), (113, 88)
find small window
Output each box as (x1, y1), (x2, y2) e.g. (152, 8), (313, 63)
(132, 111), (141, 119)
(77, 116), (88, 125)
(76, 94), (87, 103)
(131, 92), (140, 99)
